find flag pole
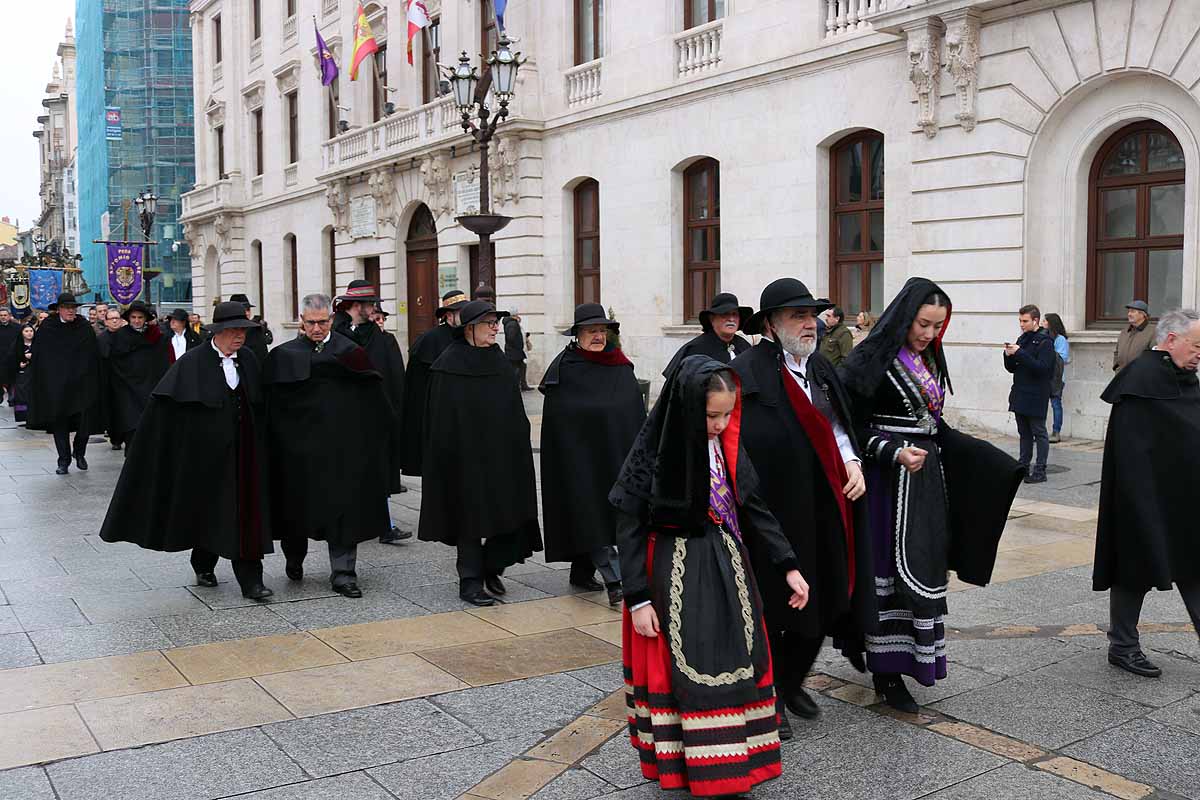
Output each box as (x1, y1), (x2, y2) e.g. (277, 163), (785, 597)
(371, 52), (386, 116)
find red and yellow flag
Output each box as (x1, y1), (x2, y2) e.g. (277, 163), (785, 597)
(350, 2), (380, 81)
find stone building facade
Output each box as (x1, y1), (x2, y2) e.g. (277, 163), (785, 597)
(33, 21), (77, 253)
(181, 0), (1200, 438)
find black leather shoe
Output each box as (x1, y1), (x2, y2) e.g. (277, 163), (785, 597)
(874, 674), (919, 714)
(242, 583), (274, 601)
(1023, 471), (1047, 484)
(334, 582), (363, 598)
(1109, 651), (1162, 678)
(784, 687), (821, 720)
(776, 701), (793, 741)
(195, 572), (218, 588)
(285, 563), (303, 581)
(55, 465), (69, 475)
(379, 526), (413, 545)
(75, 456), (88, 471)
(571, 577), (604, 592)
(484, 575), (506, 596)
(461, 590), (496, 607)
(606, 582), (624, 607)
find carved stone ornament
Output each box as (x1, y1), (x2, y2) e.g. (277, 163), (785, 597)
(490, 135), (520, 207)
(241, 80), (266, 111)
(181, 222), (204, 254)
(212, 214), (232, 254)
(420, 151), (451, 218)
(368, 168), (397, 229)
(906, 20), (943, 139)
(204, 97), (226, 130)
(273, 60), (302, 95)
(944, 13), (980, 133)
(325, 179), (350, 232)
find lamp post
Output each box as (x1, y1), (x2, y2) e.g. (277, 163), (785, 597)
(443, 34), (524, 293)
(133, 189), (158, 304)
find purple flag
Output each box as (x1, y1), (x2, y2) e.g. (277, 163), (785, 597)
(107, 243), (144, 305)
(315, 22), (339, 86)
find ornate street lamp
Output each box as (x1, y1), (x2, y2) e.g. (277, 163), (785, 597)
(135, 189), (158, 242)
(443, 34), (524, 293)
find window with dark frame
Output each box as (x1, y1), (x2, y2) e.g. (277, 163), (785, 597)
(575, 0), (603, 65)
(422, 18), (441, 104)
(363, 256), (380, 291)
(327, 79), (339, 139)
(286, 91), (298, 165)
(683, 158), (720, 323)
(685, 0), (726, 29)
(328, 229), (337, 295)
(1087, 121), (1185, 324)
(215, 125), (225, 179)
(213, 15), (222, 63)
(830, 131), (884, 318)
(253, 241), (264, 308)
(287, 235), (299, 320)
(574, 179), (600, 305)
(373, 44), (388, 122)
(285, 0), (296, 17)
(251, 0), (262, 40)
(252, 108), (264, 176)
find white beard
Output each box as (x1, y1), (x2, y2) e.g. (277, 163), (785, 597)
(776, 328), (816, 358)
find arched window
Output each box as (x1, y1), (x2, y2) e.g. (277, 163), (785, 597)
(284, 234), (298, 320)
(830, 131), (884, 317)
(684, 158), (720, 322)
(1087, 122), (1185, 323)
(574, 179), (600, 304)
(405, 205), (439, 345)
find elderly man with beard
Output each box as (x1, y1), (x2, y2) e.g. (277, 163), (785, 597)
(663, 292), (753, 377)
(730, 278), (874, 739)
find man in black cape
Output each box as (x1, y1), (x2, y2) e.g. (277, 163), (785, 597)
(333, 280), (410, 543)
(539, 304), (645, 606)
(663, 292), (753, 378)
(731, 279), (874, 736)
(400, 289), (467, 476)
(267, 293), (398, 598)
(106, 300), (170, 452)
(27, 292), (102, 474)
(166, 307), (203, 364)
(229, 294), (271, 365)
(99, 301), (274, 600)
(418, 300), (542, 606)
(0, 307), (19, 403)
(1094, 309), (1200, 678)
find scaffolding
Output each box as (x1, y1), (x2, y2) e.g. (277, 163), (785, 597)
(77, 0), (195, 305)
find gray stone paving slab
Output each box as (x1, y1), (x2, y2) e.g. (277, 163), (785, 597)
(267, 591), (427, 629)
(130, 559), (233, 590)
(1144, 631), (1200, 661)
(1005, 597), (1112, 627)
(0, 557), (67, 582)
(567, 662), (625, 693)
(367, 735), (542, 800)
(0, 509), (65, 530)
(0, 631), (41, 668)
(397, 580), (551, 613)
(1055, 633), (1108, 650)
(1064, 717), (1200, 799)
(963, 568), (1098, 616)
(75, 587), (212, 624)
(45, 728), (307, 800)
(432, 673), (606, 740)
(0, 606), (19, 635)
(932, 673), (1151, 750)
(9, 598), (90, 631)
(0, 766), (56, 800)
(215, 772), (395, 800)
(152, 605), (298, 647)
(509, 569), (599, 597)
(187, 573), (341, 609)
(920, 762), (1111, 799)
(820, 659), (1002, 706)
(943, 591), (1022, 628)
(1150, 694), (1200, 737)
(1033, 650), (1200, 707)
(580, 732), (651, 790)
(0, 567), (150, 603)
(343, 539), (450, 568)
(0, 536), (98, 562)
(1140, 589), (1196, 623)
(357, 561), (463, 593)
(27, 618), (171, 663)
(786, 693), (879, 743)
(262, 698), (484, 778)
(531, 767), (615, 800)
(945, 636), (1089, 677)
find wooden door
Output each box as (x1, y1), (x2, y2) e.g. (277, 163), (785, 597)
(406, 246), (438, 345)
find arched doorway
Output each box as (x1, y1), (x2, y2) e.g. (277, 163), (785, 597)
(405, 205), (439, 345)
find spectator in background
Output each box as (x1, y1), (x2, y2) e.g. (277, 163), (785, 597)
(1004, 304), (1056, 484)
(1041, 313), (1070, 443)
(504, 309), (531, 391)
(817, 306), (854, 366)
(852, 311), (875, 347)
(1114, 300), (1155, 373)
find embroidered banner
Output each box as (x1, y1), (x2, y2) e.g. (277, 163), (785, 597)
(106, 243), (143, 305)
(29, 270), (62, 310)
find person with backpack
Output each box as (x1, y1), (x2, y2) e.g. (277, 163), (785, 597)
(1041, 313), (1070, 442)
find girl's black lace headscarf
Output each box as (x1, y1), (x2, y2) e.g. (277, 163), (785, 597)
(839, 277), (954, 399)
(609, 354), (734, 529)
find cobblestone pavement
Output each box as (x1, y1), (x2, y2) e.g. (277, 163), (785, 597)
(0, 399), (1197, 800)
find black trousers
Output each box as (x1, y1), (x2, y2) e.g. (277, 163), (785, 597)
(52, 414), (88, 467)
(1108, 583), (1200, 656)
(1015, 413), (1049, 471)
(280, 535), (358, 588)
(190, 548), (263, 592)
(768, 628), (825, 695)
(457, 537), (504, 594)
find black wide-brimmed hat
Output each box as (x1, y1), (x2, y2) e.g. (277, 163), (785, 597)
(47, 292), (79, 311)
(458, 300), (509, 328)
(698, 292), (752, 331)
(335, 280), (381, 310)
(229, 293), (254, 309)
(122, 300), (153, 321)
(168, 308), (189, 323)
(435, 290), (469, 319)
(565, 303), (619, 336)
(744, 278), (833, 335)
(208, 301), (261, 332)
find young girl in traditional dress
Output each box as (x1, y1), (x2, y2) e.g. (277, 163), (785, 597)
(612, 355), (809, 798)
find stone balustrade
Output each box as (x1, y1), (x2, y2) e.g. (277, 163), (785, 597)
(825, 0), (888, 38)
(283, 15), (297, 46)
(675, 20), (723, 79)
(250, 38), (262, 62)
(321, 96), (466, 173)
(322, 0), (338, 16)
(180, 179), (242, 216)
(565, 60), (602, 107)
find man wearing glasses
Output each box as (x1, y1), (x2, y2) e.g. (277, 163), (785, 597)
(265, 293), (399, 598)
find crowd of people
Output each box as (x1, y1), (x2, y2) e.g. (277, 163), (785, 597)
(0, 276), (1195, 799)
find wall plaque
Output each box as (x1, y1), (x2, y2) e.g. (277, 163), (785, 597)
(453, 170), (481, 216)
(350, 195), (378, 239)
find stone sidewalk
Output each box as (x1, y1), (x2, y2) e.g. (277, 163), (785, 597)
(0, 402), (1197, 800)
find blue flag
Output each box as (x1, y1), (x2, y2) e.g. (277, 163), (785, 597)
(494, 0), (506, 31)
(29, 270), (63, 310)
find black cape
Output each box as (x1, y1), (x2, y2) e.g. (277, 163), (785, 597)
(26, 315), (102, 433)
(400, 323), (455, 475)
(243, 323), (270, 367)
(106, 325), (170, 435)
(265, 332), (396, 546)
(539, 343), (645, 562)
(1094, 349), (1200, 592)
(0, 321), (20, 372)
(99, 344), (273, 560)
(662, 329), (751, 378)
(336, 319), (406, 492)
(417, 337), (542, 565)
(731, 340), (876, 638)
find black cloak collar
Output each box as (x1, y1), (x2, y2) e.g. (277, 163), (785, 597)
(1102, 348), (1200, 403)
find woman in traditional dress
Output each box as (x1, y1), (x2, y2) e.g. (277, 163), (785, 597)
(539, 303), (645, 606)
(838, 278), (1022, 713)
(5, 323), (35, 422)
(613, 355), (809, 798)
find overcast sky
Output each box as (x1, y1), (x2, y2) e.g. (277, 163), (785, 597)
(0, 1), (77, 230)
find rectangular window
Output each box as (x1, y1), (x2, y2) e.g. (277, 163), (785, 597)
(422, 19), (441, 104)
(327, 79), (340, 139)
(363, 256), (380, 290)
(213, 15), (222, 64)
(289, 236), (299, 320)
(215, 125), (225, 178)
(329, 229), (337, 294)
(575, 0), (603, 64)
(830, 133), (885, 316)
(482, 0), (497, 58)
(254, 242), (264, 308)
(252, 0), (262, 40)
(286, 91), (298, 165)
(372, 44), (388, 122)
(252, 108), (264, 176)
(285, 0), (296, 16)
(683, 159), (720, 322)
(574, 180), (600, 304)
(685, 0), (725, 29)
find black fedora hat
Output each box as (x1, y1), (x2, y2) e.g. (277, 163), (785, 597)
(744, 278), (833, 335)
(47, 292), (79, 312)
(698, 292), (752, 331)
(458, 300), (509, 328)
(168, 308), (189, 323)
(335, 280), (381, 310)
(565, 303), (618, 336)
(435, 290), (469, 319)
(121, 300), (153, 321)
(208, 301), (261, 332)
(229, 293), (254, 309)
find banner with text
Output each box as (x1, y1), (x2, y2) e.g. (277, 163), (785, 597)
(106, 243), (143, 304)
(105, 107), (122, 141)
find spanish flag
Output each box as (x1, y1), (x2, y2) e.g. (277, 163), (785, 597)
(349, 2), (380, 81)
